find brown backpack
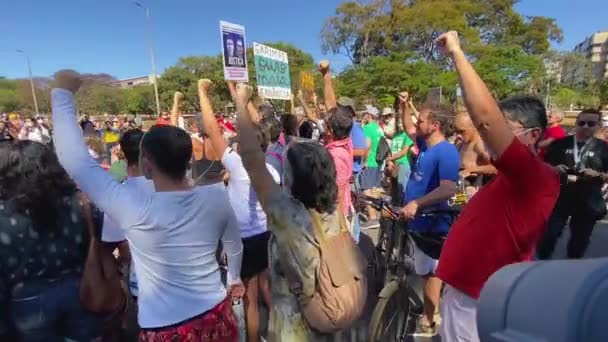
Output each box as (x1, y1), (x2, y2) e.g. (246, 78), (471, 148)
(298, 210), (368, 333)
(79, 197), (126, 314)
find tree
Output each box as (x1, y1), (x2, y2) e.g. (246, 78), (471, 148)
(600, 79), (608, 107)
(77, 83), (124, 115)
(123, 85), (155, 114)
(0, 78), (18, 112)
(321, 0), (563, 64)
(336, 52), (458, 105)
(15, 78), (52, 114)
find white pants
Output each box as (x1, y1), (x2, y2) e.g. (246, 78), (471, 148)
(440, 284), (480, 342)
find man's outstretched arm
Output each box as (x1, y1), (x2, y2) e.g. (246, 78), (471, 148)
(170, 91), (184, 127)
(319, 60), (337, 111)
(198, 79), (227, 156)
(436, 31), (513, 158)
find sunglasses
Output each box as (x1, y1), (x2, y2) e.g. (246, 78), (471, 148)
(577, 121), (598, 128)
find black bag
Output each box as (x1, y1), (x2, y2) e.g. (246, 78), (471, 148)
(410, 232), (447, 260)
(375, 137), (390, 164)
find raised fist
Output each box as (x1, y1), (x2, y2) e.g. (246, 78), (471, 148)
(174, 91), (184, 102)
(399, 92), (409, 104)
(236, 83), (253, 104)
(198, 79), (213, 94)
(54, 70), (82, 94)
(318, 60), (330, 75)
(434, 31), (461, 56)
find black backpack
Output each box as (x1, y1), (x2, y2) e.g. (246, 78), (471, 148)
(375, 136), (390, 164)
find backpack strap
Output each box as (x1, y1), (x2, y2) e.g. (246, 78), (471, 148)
(266, 151), (284, 165)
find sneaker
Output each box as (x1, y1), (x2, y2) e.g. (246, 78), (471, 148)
(412, 316), (438, 337)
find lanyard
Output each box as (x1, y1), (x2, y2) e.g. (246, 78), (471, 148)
(573, 137), (592, 167)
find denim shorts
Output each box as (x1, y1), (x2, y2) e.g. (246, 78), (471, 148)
(9, 274), (108, 342)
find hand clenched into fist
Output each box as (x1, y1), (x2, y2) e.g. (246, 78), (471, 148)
(174, 91), (184, 102)
(434, 31), (462, 56)
(236, 83), (253, 105)
(398, 92), (409, 107)
(54, 70), (82, 94)
(318, 60), (330, 76)
(198, 79), (213, 94)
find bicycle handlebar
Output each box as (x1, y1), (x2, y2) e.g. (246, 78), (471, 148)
(358, 195), (459, 220)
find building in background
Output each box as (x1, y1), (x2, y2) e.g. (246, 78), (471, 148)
(109, 75), (158, 88)
(572, 31), (608, 82)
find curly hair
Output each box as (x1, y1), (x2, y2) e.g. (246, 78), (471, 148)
(285, 142), (337, 214)
(0, 140), (76, 232)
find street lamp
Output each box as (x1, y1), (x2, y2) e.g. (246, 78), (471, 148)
(16, 49), (40, 114)
(133, 1), (161, 116)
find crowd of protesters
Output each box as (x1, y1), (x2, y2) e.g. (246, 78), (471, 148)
(1, 30), (608, 342)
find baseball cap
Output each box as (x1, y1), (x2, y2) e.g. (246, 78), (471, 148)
(382, 107), (394, 116)
(337, 96), (356, 112)
(365, 105), (379, 117)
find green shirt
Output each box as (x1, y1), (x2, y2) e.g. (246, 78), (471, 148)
(363, 121), (384, 168)
(390, 132), (414, 165)
(108, 160), (127, 182)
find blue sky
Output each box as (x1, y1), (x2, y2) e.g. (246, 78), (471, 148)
(2, 0), (607, 80)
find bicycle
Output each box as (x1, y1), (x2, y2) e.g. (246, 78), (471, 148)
(365, 196), (458, 341)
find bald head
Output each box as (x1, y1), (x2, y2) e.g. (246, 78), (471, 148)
(454, 112), (478, 143)
(455, 112), (474, 129)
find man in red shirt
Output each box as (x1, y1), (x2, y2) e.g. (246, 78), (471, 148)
(538, 109), (567, 158)
(155, 111), (171, 126)
(433, 31), (560, 342)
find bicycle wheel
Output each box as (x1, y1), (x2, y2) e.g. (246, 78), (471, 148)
(368, 280), (417, 342)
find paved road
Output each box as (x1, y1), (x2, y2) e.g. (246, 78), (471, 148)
(359, 220), (608, 342)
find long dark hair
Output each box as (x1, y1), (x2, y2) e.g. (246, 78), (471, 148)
(285, 142), (337, 214)
(0, 140), (76, 231)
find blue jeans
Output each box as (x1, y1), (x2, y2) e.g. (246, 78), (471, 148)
(9, 275), (107, 342)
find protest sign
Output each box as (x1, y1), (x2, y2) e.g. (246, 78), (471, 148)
(253, 42), (291, 100)
(300, 71), (315, 97)
(220, 21), (248, 82)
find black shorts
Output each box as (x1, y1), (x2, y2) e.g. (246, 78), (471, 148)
(241, 231), (271, 280)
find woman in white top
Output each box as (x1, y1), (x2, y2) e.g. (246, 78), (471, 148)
(199, 79), (277, 342)
(51, 71), (243, 341)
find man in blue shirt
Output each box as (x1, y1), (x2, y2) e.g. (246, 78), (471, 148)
(399, 92), (460, 337)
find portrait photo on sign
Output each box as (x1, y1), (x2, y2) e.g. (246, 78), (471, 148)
(223, 31), (246, 68)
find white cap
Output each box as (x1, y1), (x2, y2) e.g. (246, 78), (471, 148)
(365, 105), (379, 117)
(382, 107), (394, 116)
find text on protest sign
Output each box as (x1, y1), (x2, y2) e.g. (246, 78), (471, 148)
(253, 43), (291, 100)
(220, 21), (249, 82)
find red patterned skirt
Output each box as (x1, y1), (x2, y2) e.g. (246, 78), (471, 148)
(139, 298), (238, 342)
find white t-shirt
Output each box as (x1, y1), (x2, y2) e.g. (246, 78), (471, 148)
(51, 88), (243, 329)
(222, 148), (280, 238)
(102, 176), (155, 297)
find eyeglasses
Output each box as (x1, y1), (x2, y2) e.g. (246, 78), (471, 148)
(577, 121), (598, 128)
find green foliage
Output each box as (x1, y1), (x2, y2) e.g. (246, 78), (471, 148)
(321, 0), (563, 64)
(552, 86), (600, 109)
(123, 85), (155, 114)
(76, 84), (124, 115)
(337, 53), (458, 106)
(0, 78), (18, 112)
(600, 80), (608, 106)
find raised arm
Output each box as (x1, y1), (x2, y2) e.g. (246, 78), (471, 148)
(399, 92), (417, 141)
(220, 191), (244, 288)
(319, 60), (337, 111)
(297, 90), (318, 122)
(51, 71), (146, 228)
(228, 80), (260, 122)
(435, 31), (513, 158)
(198, 79), (227, 155)
(234, 84), (280, 212)
(170, 91), (184, 126)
